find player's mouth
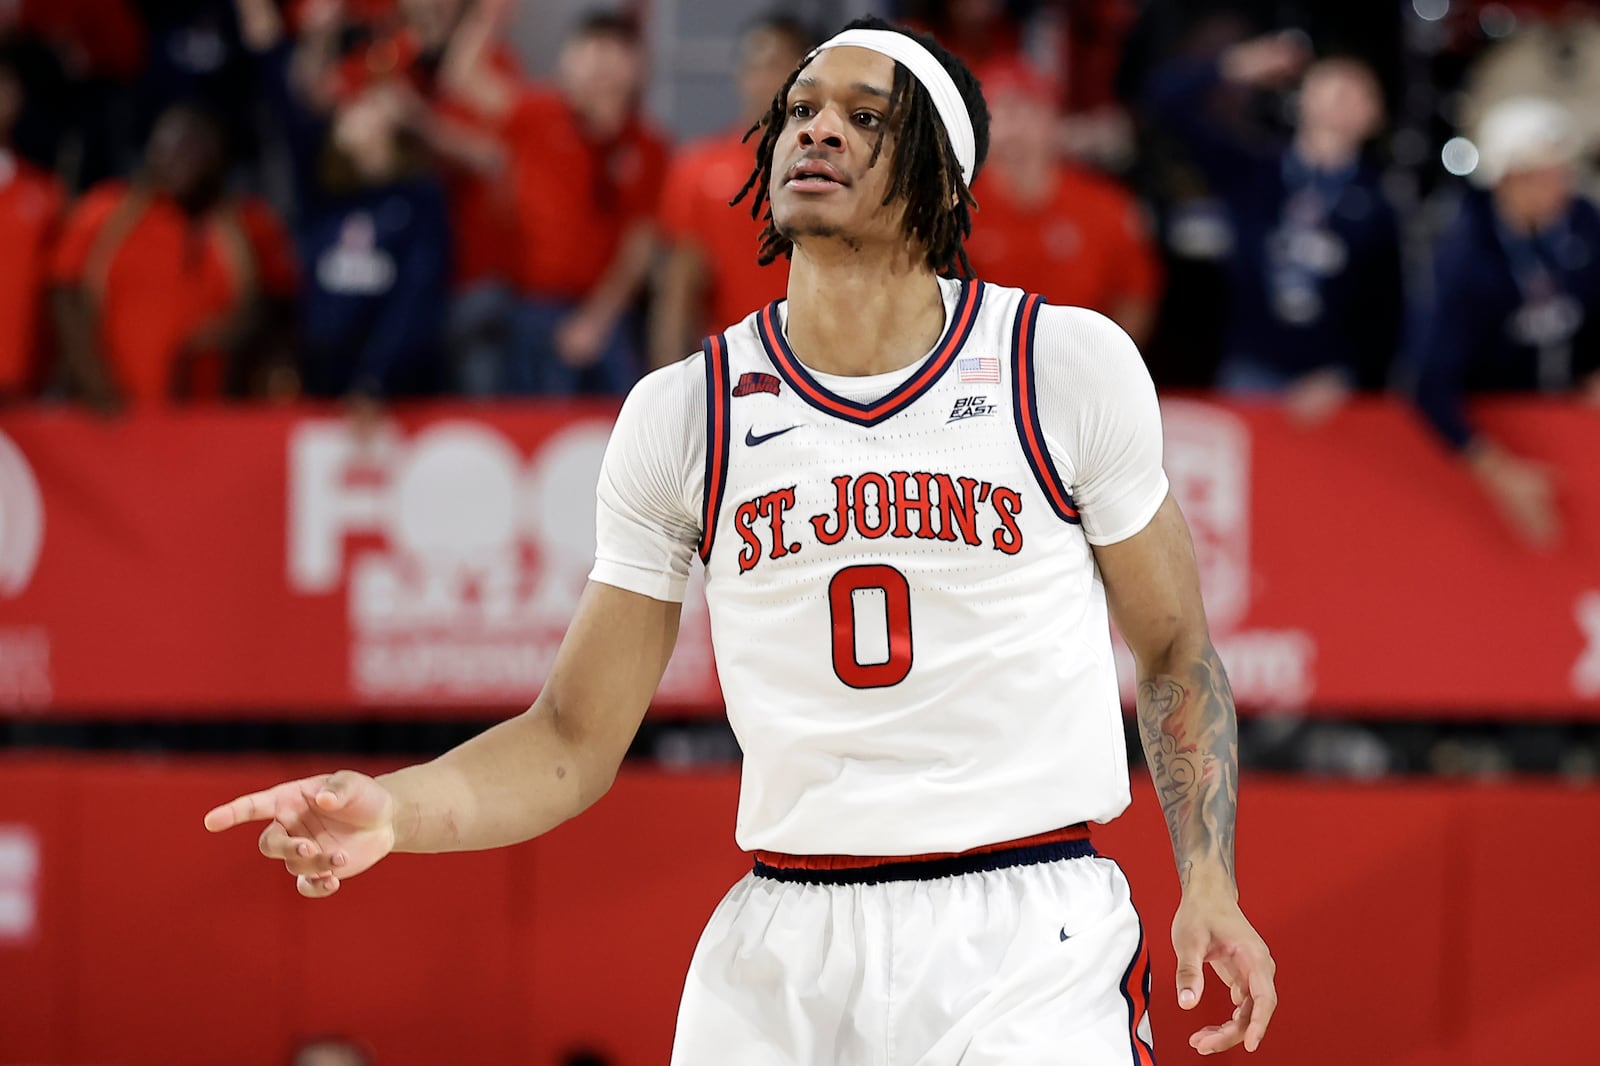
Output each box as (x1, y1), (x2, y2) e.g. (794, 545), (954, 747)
(784, 158), (850, 192)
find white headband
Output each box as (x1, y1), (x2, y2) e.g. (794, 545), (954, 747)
(809, 28), (976, 186)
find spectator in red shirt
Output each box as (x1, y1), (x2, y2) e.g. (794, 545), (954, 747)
(51, 104), (298, 410)
(966, 60), (1161, 346)
(443, 1), (667, 395)
(648, 15), (813, 370)
(0, 44), (64, 402)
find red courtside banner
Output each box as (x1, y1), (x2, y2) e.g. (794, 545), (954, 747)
(0, 398), (1596, 717)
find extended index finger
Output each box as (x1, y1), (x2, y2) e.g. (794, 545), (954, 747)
(203, 788), (287, 832)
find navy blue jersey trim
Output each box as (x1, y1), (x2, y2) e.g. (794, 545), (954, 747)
(756, 279), (985, 427)
(752, 837), (1096, 886)
(1010, 293), (1082, 524)
(698, 334), (731, 563)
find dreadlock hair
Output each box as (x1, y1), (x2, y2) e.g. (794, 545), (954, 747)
(731, 15), (991, 277)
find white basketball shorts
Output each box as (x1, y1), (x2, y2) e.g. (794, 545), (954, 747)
(670, 828), (1157, 1065)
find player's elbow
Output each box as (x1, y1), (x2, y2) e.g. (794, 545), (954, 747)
(1128, 623), (1210, 678)
(541, 700), (627, 817)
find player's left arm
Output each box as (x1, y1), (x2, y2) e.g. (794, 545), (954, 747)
(1094, 499), (1277, 1054)
(1037, 305), (1276, 1054)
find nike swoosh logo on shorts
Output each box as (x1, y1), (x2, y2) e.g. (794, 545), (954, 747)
(745, 425), (800, 447)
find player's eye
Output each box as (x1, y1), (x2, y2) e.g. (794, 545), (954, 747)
(853, 111), (882, 130)
(789, 102), (815, 121)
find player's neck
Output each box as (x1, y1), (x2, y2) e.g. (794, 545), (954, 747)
(784, 246), (947, 377)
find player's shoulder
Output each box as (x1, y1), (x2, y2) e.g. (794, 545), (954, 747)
(1036, 303), (1142, 368)
(625, 349), (706, 410)
(1003, 295), (1146, 391)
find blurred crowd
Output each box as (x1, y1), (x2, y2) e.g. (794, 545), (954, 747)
(3, 0), (1600, 540)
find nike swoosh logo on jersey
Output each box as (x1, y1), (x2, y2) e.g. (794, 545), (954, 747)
(745, 425), (800, 447)
(1060, 927), (1070, 942)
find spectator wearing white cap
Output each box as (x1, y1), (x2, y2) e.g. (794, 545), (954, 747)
(1412, 95), (1600, 548)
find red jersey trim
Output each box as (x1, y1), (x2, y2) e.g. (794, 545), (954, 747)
(698, 334), (731, 562)
(1010, 293), (1081, 523)
(755, 279), (985, 427)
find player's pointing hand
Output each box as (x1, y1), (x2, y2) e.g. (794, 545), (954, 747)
(203, 771), (397, 899)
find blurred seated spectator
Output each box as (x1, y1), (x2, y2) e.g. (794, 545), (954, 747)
(290, 1034), (374, 1066)
(901, 0), (1022, 68)
(0, 42), (64, 402)
(442, 0), (667, 396)
(967, 59), (1161, 347)
(50, 103), (297, 411)
(648, 13), (812, 369)
(1145, 32), (1403, 420)
(1412, 96), (1600, 549)
(237, 0), (451, 403)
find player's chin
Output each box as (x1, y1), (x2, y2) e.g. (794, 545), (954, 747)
(772, 205), (851, 245)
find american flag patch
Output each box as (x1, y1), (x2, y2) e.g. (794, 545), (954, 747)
(957, 355), (1001, 383)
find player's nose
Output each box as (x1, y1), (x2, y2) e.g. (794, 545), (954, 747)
(797, 106), (847, 152)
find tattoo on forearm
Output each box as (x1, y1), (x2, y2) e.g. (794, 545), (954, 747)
(1137, 642), (1239, 889)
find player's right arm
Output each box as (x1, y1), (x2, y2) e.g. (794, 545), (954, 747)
(206, 359), (706, 897)
(203, 583), (680, 896)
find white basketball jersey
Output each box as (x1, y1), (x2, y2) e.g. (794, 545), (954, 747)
(698, 279), (1131, 855)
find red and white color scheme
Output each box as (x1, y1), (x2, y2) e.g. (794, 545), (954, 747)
(592, 278), (1167, 1064)
(0, 824), (40, 945)
(0, 760), (1594, 1066)
(1142, 400), (1316, 707)
(593, 280), (1169, 855)
(1, 399), (1599, 718)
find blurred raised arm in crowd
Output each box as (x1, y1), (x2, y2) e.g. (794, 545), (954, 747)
(1144, 29), (1403, 421)
(236, 0), (452, 405)
(442, 0), (664, 396)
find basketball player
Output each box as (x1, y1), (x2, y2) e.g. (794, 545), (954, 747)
(205, 17), (1276, 1062)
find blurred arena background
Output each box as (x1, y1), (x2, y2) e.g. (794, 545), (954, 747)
(2, 0), (1600, 1063)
